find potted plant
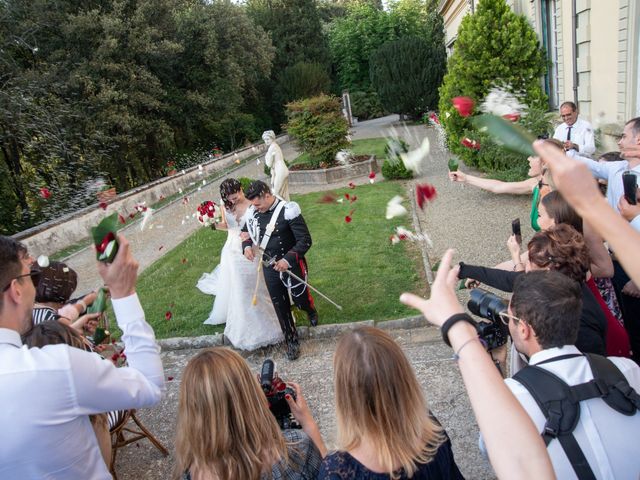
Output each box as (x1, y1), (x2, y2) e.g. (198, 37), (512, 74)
(164, 161), (177, 176)
(97, 184), (117, 202)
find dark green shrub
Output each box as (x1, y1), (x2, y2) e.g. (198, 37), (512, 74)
(350, 90), (384, 120)
(438, 0), (547, 166)
(370, 23), (446, 119)
(285, 94), (350, 166)
(276, 62), (331, 104)
(381, 139), (413, 179)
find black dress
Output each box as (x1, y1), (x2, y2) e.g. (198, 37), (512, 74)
(318, 437), (464, 480)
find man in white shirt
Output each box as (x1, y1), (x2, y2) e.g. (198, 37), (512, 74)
(492, 271), (640, 479)
(572, 117), (640, 363)
(553, 101), (596, 157)
(0, 234), (164, 479)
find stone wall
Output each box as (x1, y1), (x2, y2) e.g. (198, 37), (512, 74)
(15, 136), (288, 256)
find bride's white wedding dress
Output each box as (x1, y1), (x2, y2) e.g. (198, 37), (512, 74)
(196, 207), (284, 350)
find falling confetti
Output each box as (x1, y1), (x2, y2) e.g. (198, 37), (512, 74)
(415, 183), (437, 210)
(390, 226), (433, 248)
(452, 96), (475, 117)
(37, 255), (50, 268)
(386, 196), (408, 219)
(400, 137), (430, 174)
(480, 87), (525, 118)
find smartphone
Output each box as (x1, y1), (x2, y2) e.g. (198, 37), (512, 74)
(511, 218), (522, 245)
(622, 171), (637, 205)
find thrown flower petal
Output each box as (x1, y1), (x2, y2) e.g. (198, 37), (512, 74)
(452, 96), (474, 117)
(37, 255), (50, 268)
(415, 183), (437, 210)
(461, 137), (481, 150)
(348, 182), (356, 189)
(165, 311), (173, 321)
(386, 196), (408, 219)
(39, 187), (51, 199)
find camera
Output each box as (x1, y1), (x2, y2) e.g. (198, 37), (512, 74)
(260, 359), (301, 430)
(467, 289), (509, 350)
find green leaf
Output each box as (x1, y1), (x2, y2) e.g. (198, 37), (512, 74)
(472, 114), (536, 157)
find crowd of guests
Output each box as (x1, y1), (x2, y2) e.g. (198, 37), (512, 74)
(1, 106), (640, 480)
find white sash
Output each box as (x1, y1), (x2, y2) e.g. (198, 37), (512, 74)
(258, 200), (286, 251)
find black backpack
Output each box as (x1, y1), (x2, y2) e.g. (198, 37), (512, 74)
(513, 353), (640, 480)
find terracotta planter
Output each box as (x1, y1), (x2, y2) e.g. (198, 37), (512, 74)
(97, 187), (117, 203)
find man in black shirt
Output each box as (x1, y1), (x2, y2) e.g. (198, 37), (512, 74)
(242, 181), (317, 360)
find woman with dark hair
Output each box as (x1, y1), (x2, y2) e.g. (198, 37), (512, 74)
(458, 224), (608, 357)
(174, 347), (324, 479)
(196, 178), (283, 350)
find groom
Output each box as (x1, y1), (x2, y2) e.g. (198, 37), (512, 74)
(242, 180), (318, 360)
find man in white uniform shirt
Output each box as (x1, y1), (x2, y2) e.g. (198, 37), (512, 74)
(0, 234), (164, 479)
(553, 101), (596, 157)
(480, 271), (640, 479)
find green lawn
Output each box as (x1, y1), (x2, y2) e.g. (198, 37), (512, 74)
(291, 137), (390, 166)
(122, 181), (426, 339)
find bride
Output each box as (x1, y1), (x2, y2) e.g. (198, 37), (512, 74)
(197, 178), (284, 350)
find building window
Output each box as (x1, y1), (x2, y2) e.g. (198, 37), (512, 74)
(540, 0), (560, 109)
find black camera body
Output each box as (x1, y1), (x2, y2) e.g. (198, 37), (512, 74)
(467, 289), (509, 350)
(260, 360), (301, 430)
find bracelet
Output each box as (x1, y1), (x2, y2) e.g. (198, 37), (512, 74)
(452, 337), (479, 361)
(441, 313), (477, 347)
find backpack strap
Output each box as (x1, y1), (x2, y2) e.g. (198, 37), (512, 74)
(584, 353), (640, 415)
(514, 365), (597, 480)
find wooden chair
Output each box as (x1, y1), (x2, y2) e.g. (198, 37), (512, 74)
(109, 410), (169, 479)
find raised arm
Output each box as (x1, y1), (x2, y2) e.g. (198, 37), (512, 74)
(71, 235), (164, 414)
(400, 250), (555, 480)
(458, 262), (520, 292)
(449, 170), (538, 195)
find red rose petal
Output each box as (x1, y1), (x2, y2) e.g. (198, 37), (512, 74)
(344, 216), (352, 223)
(416, 183), (438, 210)
(344, 193), (350, 200)
(165, 311), (172, 321)
(98, 202), (108, 210)
(350, 195), (357, 203)
(118, 214), (126, 224)
(348, 182), (356, 189)
(461, 137), (481, 150)
(452, 96), (475, 117)
(39, 187), (51, 199)
(129, 213), (136, 219)
(502, 113), (521, 122)
(181, 258), (188, 264)
(368, 172), (376, 179)
(158, 245), (164, 251)
(167, 376), (174, 381)
(429, 113), (440, 125)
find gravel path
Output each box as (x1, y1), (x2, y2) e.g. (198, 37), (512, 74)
(70, 115), (533, 479)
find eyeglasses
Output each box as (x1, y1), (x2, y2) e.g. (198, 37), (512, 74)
(498, 311), (522, 326)
(2, 269), (41, 292)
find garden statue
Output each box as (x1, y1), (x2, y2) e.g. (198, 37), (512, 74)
(262, 130), (290, 201)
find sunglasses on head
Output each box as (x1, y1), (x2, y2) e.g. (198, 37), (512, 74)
(2, 268), (41, 292)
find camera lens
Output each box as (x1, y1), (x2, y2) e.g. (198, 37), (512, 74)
(468, 289), (508, 323)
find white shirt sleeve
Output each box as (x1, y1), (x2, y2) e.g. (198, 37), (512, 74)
(578, 122), (596, 156)
(69, 293), (164, 415)
(573, 154), (610, 180)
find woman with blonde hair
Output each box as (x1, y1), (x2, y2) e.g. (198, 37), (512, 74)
(174, 347), (325, 480)
(319, 327), (463, 479)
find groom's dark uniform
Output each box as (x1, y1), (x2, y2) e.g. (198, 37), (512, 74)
(242, 198), (316, 358)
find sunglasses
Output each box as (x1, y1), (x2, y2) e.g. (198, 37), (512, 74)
(2, 268), (41, 292)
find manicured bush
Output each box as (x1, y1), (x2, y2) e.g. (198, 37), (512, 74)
(381, 138), (413, 179)
(438, 0), (547, 169)
(276, 62), (331, 104)
(285, 94), (350, 167)
(370, 21), (445, 119)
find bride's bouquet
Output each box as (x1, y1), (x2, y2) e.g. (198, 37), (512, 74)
(196, 200), (218, 229)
